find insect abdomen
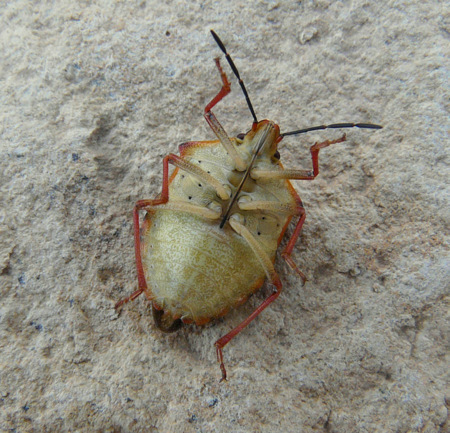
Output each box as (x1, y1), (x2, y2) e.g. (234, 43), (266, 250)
(143, 210), (268, 323)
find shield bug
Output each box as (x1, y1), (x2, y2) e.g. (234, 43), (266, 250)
(115, 30), (382, 381)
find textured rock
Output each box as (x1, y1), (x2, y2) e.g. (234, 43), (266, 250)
(0, 1), (448, 432)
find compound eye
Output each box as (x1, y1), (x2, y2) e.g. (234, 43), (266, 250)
(236, 133), (245, 140)
(273, 150), (280, 160)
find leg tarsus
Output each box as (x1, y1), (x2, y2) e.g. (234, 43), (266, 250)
(216, 346), (227, 382)
(204, 58), (230, 113)
(115, 288), (145, 311)
(310, 134), (347, 177)
(282, 253), (307, 284)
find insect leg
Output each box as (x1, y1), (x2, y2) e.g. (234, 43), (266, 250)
(114, 287), (145, 310)
(204, 58), (246, 171)
(205, 57), (231, 113)
(215, 283), (282, 382)
(154, 201), (221, 219)
(168, 153), (230, 200)
(114, 198), (161, 311)
(308, 134), (348, 179)
(237, 199), (302, 215)
(115, 154), (183, 311)
(281, 208), (307, 284)
(236, 199), (308, 282)
(214, 215), (283, 381)
(251, 134), (347, 181)
(114, 197), (158, 310)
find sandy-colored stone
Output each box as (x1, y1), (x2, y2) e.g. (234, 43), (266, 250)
(0, 1), (448, 432)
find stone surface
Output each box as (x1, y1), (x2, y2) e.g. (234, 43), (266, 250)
(0, 1), (448, 432)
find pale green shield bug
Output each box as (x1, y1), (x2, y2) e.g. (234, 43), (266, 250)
(116, 30), (382, 381)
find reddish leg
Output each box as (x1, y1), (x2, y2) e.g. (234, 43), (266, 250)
(309, 134), (347, 178)
(115, 154), (175, 311)
(204, 58), (246, 171)
(294, 134), (348, 180)
(204, 57), (231, 114)
(280, 135), (348, 281)
(281, 209), (307, 284)
(279, 136), (347, 281)
(251, 135), (347, 181)
(215, 274), (282, 382)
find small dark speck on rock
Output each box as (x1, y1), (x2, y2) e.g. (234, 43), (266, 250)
(22, 404), (29, 411)
(188, 414), (197, 423)
(208, 398), (218, 407)
(72, 153), (79, 161)
(30, 322), (43, 331)
(18, 275), (25, 285)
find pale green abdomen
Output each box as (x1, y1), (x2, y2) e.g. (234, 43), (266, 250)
(142, 210), (274, 323)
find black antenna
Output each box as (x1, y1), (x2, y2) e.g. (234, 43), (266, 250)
(282, 122), (382, 137)
(210, 30), (258, 124)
